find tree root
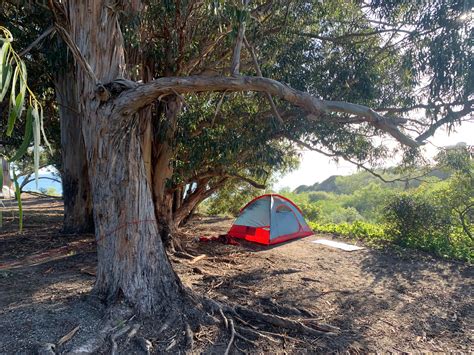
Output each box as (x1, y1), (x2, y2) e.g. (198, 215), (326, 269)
(198, 294), (338, 353)
(67, 289), (337, 354)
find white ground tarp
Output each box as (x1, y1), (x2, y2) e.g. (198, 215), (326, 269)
(312, 239), (364, 251)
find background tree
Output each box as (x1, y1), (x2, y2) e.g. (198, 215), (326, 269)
(168, 92), (299, 229)
(0, 3), (93, 233)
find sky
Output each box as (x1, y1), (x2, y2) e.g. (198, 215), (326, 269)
(274, 121), (474, 190)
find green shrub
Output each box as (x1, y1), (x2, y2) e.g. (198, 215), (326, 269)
(308, 191), (333, 203)
(299, 202), (321, 221)
(383, 193), (472, 261)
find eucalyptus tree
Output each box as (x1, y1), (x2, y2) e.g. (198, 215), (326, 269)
(1, 0), (472, 349)
(0, 3), (93, 233)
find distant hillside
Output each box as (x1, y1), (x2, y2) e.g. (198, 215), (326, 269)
(294, 168), (450, 194)
(294, 175), (340, 194)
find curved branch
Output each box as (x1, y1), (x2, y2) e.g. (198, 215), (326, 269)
(115, 75), (420, 147)
(416, 104), (474, 142)
(19, 26), (56, 57)
(289, 137), (432, 184)
(227, 173), (266, 189)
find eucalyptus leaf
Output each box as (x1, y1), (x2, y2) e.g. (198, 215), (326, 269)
(0, 63), (13, 101)
(8, 106), (33, 162)
(0, 41), (9, 66)
(32, 104), (41, 188)
(6, 65), (19, 136)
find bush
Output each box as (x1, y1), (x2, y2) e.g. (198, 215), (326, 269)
(383, 193), (472, 261)
(326, 206), (364, 224)
(308, 191), (332, 203)
(299, 202), (321, 221)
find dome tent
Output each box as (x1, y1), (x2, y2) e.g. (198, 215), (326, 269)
(228, 194), (313, 245)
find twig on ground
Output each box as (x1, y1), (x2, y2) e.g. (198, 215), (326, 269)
(123, 323), (140, 347)
(219, 307), (229, 329)
(57, 326), (80, 347)
(235, 325), (280, 343)
(190, 254), (207, 264)
(174, 251), (195, 260)
(224, 318), (236, 355)
(110, 325), (131, 355)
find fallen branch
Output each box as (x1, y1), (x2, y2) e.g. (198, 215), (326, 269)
(234, 305), (337, 337)
(110, 325), (131, 355)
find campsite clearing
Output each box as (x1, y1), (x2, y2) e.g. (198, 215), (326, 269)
(0, 197), (472, 353)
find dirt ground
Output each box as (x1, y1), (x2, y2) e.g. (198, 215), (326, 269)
(0, 197), (472, 353)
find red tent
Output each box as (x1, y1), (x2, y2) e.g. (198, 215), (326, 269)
(227, 194), (313, 245)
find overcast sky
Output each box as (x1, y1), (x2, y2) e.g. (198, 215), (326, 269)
(275, 121), (474, 190)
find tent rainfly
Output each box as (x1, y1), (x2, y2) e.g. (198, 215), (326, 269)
(228, 194), (313, 245)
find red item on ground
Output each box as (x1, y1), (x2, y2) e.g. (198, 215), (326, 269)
(198, 234), (239, 245)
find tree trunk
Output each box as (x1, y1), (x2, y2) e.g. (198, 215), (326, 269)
(56, 69), (94, 234)
(67, 0), (183, 313)
(151, 96), (182, 244)
(174, 178), (227, 227)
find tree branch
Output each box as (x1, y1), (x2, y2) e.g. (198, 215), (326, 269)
(416, 104), (473, 142)
(226, 173), (266, 189)
(54, 24), (99, 84)
(230, 1), (249, 76)
(19, 26), (56, 57)
(289, 137), (432, 184)
(376, 100), (473, 113)
(243, 34), (283, 124)
(293, 27), (414, 44)
(115, 75), (420, 147)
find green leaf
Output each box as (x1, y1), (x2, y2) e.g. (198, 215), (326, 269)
(8, 106), (33, 162)
(32, 104), (41, 188)
(6, 65), (19, 136)
(39, 105), (52, 153)
(6, 62), (27, 136)
(0, 41), (9, 66)
(12, 171), (23, 232)
(0, 63), (13, 101)
(0, 41), (12, 101)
